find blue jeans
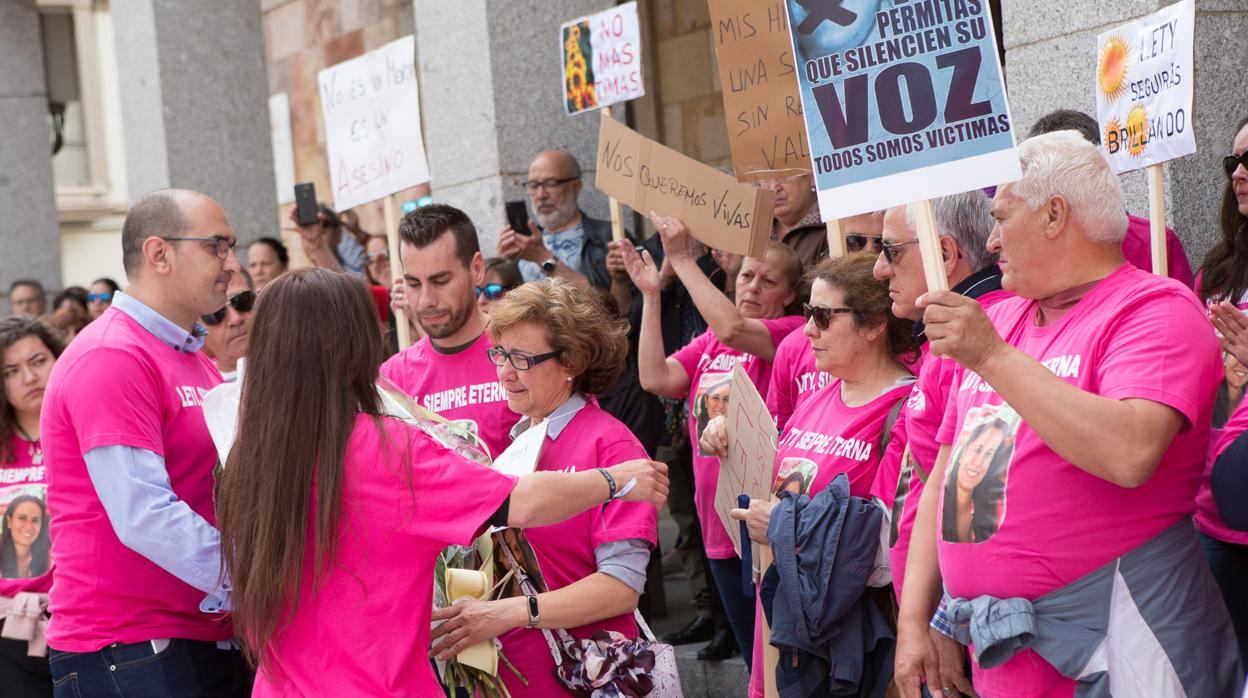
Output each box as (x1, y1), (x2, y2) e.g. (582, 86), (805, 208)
(706, 556), (755, 671)
(49, 639), (251, 697)
(1200, 532), (1248, 665)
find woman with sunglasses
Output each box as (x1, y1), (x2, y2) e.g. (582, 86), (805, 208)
(477, 257), (523, 315)
(622, 216), (804, 666)
(428, 279), (661, 697)
(0, 317), (65, 695)
(700, 253), (917, 697)
(216, 270), (667, 695)
(86, 278), (119, 320)
(201, 270), (256, 382)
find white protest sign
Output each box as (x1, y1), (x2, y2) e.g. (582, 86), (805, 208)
(715, 364), (777, 559)
(318, 35), (430, 211)
(1094, 0), (1195, 173)
(560, 2), (644, 115)
(491, 421), (548, 479)
(269, 93), (295, 205)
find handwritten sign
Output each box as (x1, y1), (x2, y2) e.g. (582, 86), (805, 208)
(561, 2), (644, 115)
(784, 0), (1020, 219)
(709, 0), (811, 181)
(715, 365), (777, 559)
(596, 114), (774, 258)
(1094, 0), (1195, 174)
(318, 35), (430, 211)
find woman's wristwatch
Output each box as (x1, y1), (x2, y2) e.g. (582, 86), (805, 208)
(525, 594), (540, 628)
(541, 257), (558, 275)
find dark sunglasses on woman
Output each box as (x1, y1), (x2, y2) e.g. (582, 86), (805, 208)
(802, 302), (853, 331)
(87, 292), (112, 303)
(201, 290), (256, 327)
(1224, 152), (1248, 178)
(476, 284), (510, 301)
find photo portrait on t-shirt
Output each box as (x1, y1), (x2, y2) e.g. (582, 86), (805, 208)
(694, 374), (732, 456)
(772, 457), (818, 497)
(0, 491), (50, 579)
(941, 404), (1020, 544)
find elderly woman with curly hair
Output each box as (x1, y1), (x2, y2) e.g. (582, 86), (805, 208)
(430, 278), (661, 697)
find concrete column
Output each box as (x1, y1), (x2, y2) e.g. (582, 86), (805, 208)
(1001, 0), (1248, 264)
(0, 1), (61, 296)
(111, 0), (277, 241)
(413, 0), (620, 254)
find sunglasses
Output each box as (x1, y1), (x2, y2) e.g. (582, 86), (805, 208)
(880, 239), (921, 264)
(845, 234), (883, 252)
(487, 347), (561, 371)
(476, 284), (511, 301)
(200, 290), (256, 327)
(802, 302), (854, 331)
(87, 292), (112, 303)
(1224, 152), (1248, 178)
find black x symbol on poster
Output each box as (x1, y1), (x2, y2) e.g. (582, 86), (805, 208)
(795, 0), (859, 33)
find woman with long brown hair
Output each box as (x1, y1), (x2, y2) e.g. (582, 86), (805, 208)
(215, 269), (668, 695)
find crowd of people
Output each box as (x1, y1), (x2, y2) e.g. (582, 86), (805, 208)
(0, 107), (1246, 698)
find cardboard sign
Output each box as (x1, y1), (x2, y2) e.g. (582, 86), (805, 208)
(318, 35), (430, 212)
(715, 364), (777, 559)
(1094, 0), (1195, 174)
(784, 0), (1020, 219)
(561, 2), (644, 115)
(596, 115), (774, 258)
(709, 0), (811, 181)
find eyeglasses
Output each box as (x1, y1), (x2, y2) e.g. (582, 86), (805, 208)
(200, 290), (256, 326)
(368, 251), (390, 263)
(845, 234), (883, 252)
(476, 284), (510, 301)
(524, 177), (578, 193)
(87, 292), (112, 303)
(802, 303), (853, 331)
(1224, 152), (1248, 178)
(487, 347), (562, 371)
(162, 236), (236, 260)
(880, 239), (921, 264)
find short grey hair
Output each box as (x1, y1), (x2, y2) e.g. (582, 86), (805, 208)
(906, 191), (997, 271)
(1009, 130), (1128, 244)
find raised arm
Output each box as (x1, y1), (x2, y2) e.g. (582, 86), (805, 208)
(620, 242), (692, 398)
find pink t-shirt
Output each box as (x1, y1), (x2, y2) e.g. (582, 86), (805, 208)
(42, 307), (230, 652)
(748, 379), (912, 697)
(934, 265), (1219, 697)
(1121, 214), (1195, 289)
(766, 327), (830, 434)
(1199, 406), (1248, 545)
(670, 316), (805, 559)
(379, 332), (519, 460)
(0, 433), (52, 595)
(498, 402), (657, 697)
(253, 414), (516, 696)
(891, 290), (1011, 600)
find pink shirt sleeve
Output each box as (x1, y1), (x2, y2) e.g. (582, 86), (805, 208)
(669, 331), (712, 399)
(61, 347), (168, 455)
(590, 436), (658, 549)
(403, 423), (517, 548)
(766, 345), (796, 432)
(762, 316), (805, 348)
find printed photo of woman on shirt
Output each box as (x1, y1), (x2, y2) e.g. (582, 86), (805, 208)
(695, 375), (732, 456)
(772, 457), (818, 496)
(0, 493), (50, 579)
(942, 405), (1019, 544)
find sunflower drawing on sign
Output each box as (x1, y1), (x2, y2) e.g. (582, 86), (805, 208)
(562, 21), (597, 113)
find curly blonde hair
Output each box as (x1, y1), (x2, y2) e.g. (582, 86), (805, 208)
(487, 278), (628, 394)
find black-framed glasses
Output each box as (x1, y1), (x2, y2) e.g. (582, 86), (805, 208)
(1224, 152), (1248, 178)
(845, 234), (883, 252)
(880, 239), (921, 264)
(162, 235), (236, 260)
(476, 284), (510, 301)
(487, 347), (562, 371)
(201, 290), (256, 327)
(524, 177), (578, 193)
(87, 292), (112, 303)
(802, 303), (853, 331)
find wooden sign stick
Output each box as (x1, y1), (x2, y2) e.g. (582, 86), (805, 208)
(1146, 164), (1168, 277)
(602, 110), (626, 242)
(911, 199), (950, 294)
(826, 218), (848, 258)
(384, 194), (412, 351)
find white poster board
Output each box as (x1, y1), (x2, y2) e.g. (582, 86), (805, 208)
(560, 2), (644, 115)
(268, 93), (295, 205)
(1094, 0), (1196, 173)
(318, 35), (430, 211)
(715, 364), (777, 559)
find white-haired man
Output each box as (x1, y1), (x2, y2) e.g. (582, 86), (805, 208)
(895, 131), (1242, 697)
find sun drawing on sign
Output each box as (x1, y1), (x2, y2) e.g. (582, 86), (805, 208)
(1126, 104), (1149, 157)
(1097, 34), (1130, 102)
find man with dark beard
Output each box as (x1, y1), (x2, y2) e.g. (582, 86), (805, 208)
(383, 205), (519, 459)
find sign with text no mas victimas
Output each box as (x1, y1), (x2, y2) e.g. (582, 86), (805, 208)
(785, 0), (1020, 219)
